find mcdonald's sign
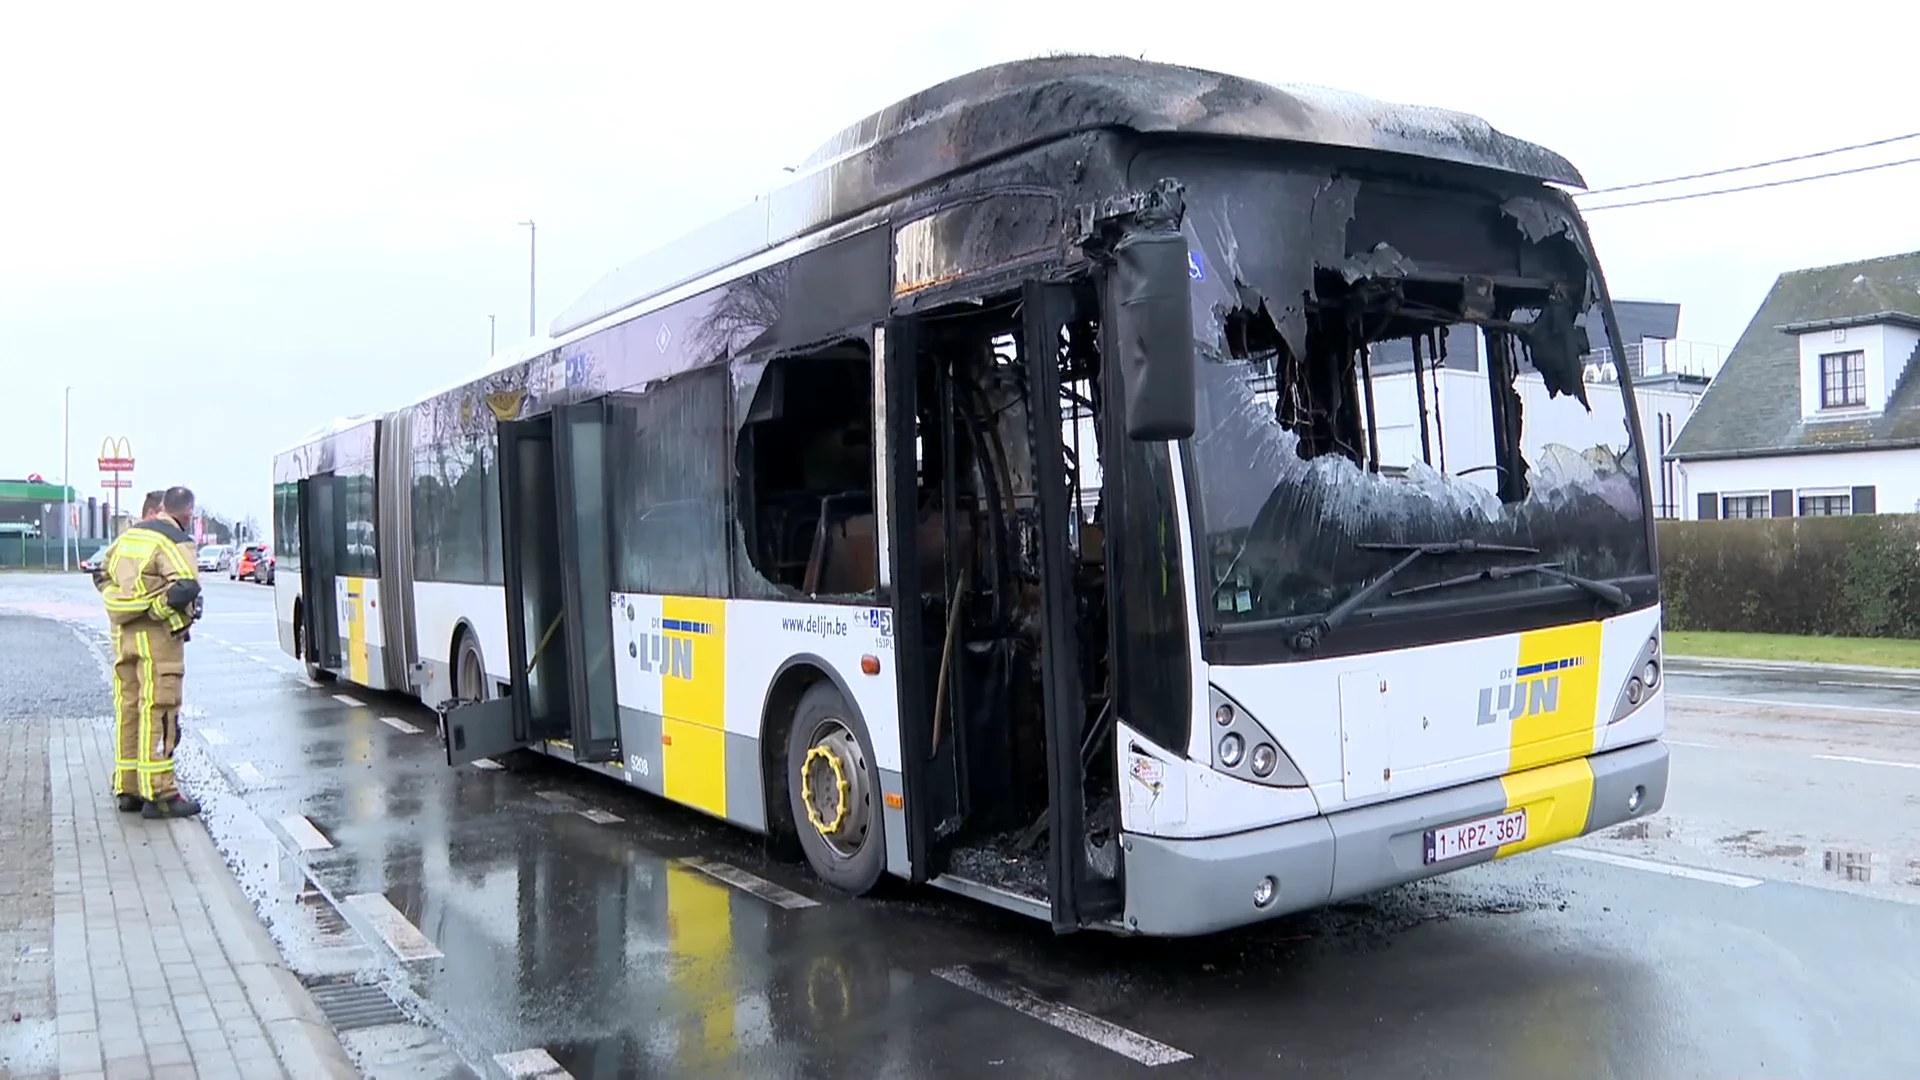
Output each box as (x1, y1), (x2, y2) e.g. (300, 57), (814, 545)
(97, 436), (134, 473)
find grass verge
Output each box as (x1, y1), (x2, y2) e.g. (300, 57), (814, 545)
(1665, 630), (1920, 670)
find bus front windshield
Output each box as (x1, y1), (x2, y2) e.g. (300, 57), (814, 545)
(1167, 155), (1654, 633)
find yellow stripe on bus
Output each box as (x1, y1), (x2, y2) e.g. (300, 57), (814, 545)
(659, 595), (727, 817)
(1494, 756), (1594, 859)
(1507, 621), (1602, 773)
(344, 578), (369, 685)
(660, 596), (726, 728)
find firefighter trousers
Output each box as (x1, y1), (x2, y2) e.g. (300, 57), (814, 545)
(110, 621), (185, 801)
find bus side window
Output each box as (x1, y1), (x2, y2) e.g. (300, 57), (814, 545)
(734, 339), (878, 599)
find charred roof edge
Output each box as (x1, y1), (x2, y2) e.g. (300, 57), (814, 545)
(550, 55), (1584, 341)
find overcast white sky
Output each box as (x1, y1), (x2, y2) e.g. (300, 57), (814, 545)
(3, 0), (1915, 530)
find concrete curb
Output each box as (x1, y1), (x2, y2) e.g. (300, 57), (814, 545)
(1667, 654), (1920, 679)
(172, 815), (361, 1079)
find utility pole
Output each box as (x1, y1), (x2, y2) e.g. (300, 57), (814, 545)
(489, 314), (496, 356)
(61, 386), (71, 571)
(519, 220), (536, 336)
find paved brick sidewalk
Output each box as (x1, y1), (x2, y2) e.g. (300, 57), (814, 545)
(0, 612), (356, 1080)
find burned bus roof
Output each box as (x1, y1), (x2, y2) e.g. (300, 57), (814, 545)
(551, 54), (1585, 340)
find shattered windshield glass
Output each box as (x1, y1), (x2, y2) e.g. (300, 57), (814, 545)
(1164, 153), (1653, 629)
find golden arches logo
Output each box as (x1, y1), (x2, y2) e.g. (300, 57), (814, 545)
(97, 436), (134, 472)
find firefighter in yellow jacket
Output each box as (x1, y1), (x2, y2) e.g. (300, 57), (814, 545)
(98, 486), (204, 818)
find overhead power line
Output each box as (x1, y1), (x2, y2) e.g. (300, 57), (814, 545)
(1578, 155), (1920, 212)
(1577, 131), (1920, 196)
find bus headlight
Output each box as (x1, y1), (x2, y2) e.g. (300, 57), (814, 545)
(1218, 733), (1245, 768)
(1206, 686), (1308, 787)
(1611, 630), (1663, 723)
(1250, 743), (1278, 777)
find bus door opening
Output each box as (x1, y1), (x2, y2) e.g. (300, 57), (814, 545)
(445, 405), (621, 766)
(297, 474), (343, 673)
(887, 279), (1121, 929)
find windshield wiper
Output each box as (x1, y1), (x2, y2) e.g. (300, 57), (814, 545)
(1388, 560), (1630, 608)
(1288, 539), (1539, 654)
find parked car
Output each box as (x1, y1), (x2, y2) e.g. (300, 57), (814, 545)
(79, 546), (110, 574)
(234, 544), (271, 583)
(196, 543), (232, 573)
(255, 554), (275, 585)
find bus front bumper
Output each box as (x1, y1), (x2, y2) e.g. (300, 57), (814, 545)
(1118, 738), (1669, 937)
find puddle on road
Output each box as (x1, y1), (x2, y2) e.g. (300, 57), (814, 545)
(1714, 828), (1808, 860)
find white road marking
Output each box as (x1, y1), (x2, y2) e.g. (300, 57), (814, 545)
(1672, 693), (1920, 718)
(1817, 679), (1920, 691)
(678, 856), (819, 910)
(535, 790), (582, 807)
(493, 1048), (572, 1080)
(933, 965), (1192, 1066)
(278, 815), (334, 851)
(1664, 739), (1717, 749)
(332, 693), (366, 707)
(471, 758), (504, 770)
(378, 715), (423, 734)
(344, 893), (444, 961)
(577, 809), (623, 824)
(1813, 753), (1920, 771)
(228, 644), (249, 654)
(1555, 848), (1763, 888)
(232, 762), (269, 789)
(295, 674), (322, 688)
(199, 729), (230, 746)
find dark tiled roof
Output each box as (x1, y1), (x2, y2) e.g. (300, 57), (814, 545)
(1578, 299), (1681, 352)
(1666, 250), (1920, 460)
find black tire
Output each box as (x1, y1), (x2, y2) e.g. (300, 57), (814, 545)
(293, 610), (333, 683)
(786, 681), (886, 895)
(454, 630), (486, 704)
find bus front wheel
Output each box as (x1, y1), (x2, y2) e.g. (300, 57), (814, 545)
(786, 682), (885, 895)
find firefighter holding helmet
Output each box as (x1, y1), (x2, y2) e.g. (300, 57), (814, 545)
(98, 485), (205, 818)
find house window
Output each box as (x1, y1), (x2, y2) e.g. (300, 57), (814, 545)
(1720, 494), (1770, 519)
(1819, 350), (1866, 409)
(1798, 492), (1852, 516)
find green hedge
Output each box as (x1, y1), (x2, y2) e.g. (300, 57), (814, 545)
(1656, 514), (1920, 638)
(0, 537), (97, 570)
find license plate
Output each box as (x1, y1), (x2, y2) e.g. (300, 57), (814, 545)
(1424, 809), (1527, 864)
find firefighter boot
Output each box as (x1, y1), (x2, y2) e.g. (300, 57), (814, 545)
(116, 794), (144, 813)
(142, 794), (201, 819)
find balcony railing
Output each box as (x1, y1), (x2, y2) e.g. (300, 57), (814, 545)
(1584, 338), (1726, 383)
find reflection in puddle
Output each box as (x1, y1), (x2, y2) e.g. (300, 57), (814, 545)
(1607, 820), (1674, 842)
(1821, 849), (1881, 883)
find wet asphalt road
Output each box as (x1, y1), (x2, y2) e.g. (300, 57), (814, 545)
(4, 572), (1918, 1080)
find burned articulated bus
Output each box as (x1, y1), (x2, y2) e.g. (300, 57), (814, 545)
(277, 55), (1667, 937)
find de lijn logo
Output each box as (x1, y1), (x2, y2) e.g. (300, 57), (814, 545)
(1477, 657), (1583, 725)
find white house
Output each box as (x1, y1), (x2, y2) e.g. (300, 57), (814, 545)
(1667, 251), (1920, 519)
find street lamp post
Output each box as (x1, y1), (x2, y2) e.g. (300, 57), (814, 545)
(518, 220), (536, 336)
(489, 314), (496, 357)
(61, 386), (71, 571)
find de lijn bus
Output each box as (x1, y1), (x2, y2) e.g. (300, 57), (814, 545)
(272, 55), (1668, 937)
